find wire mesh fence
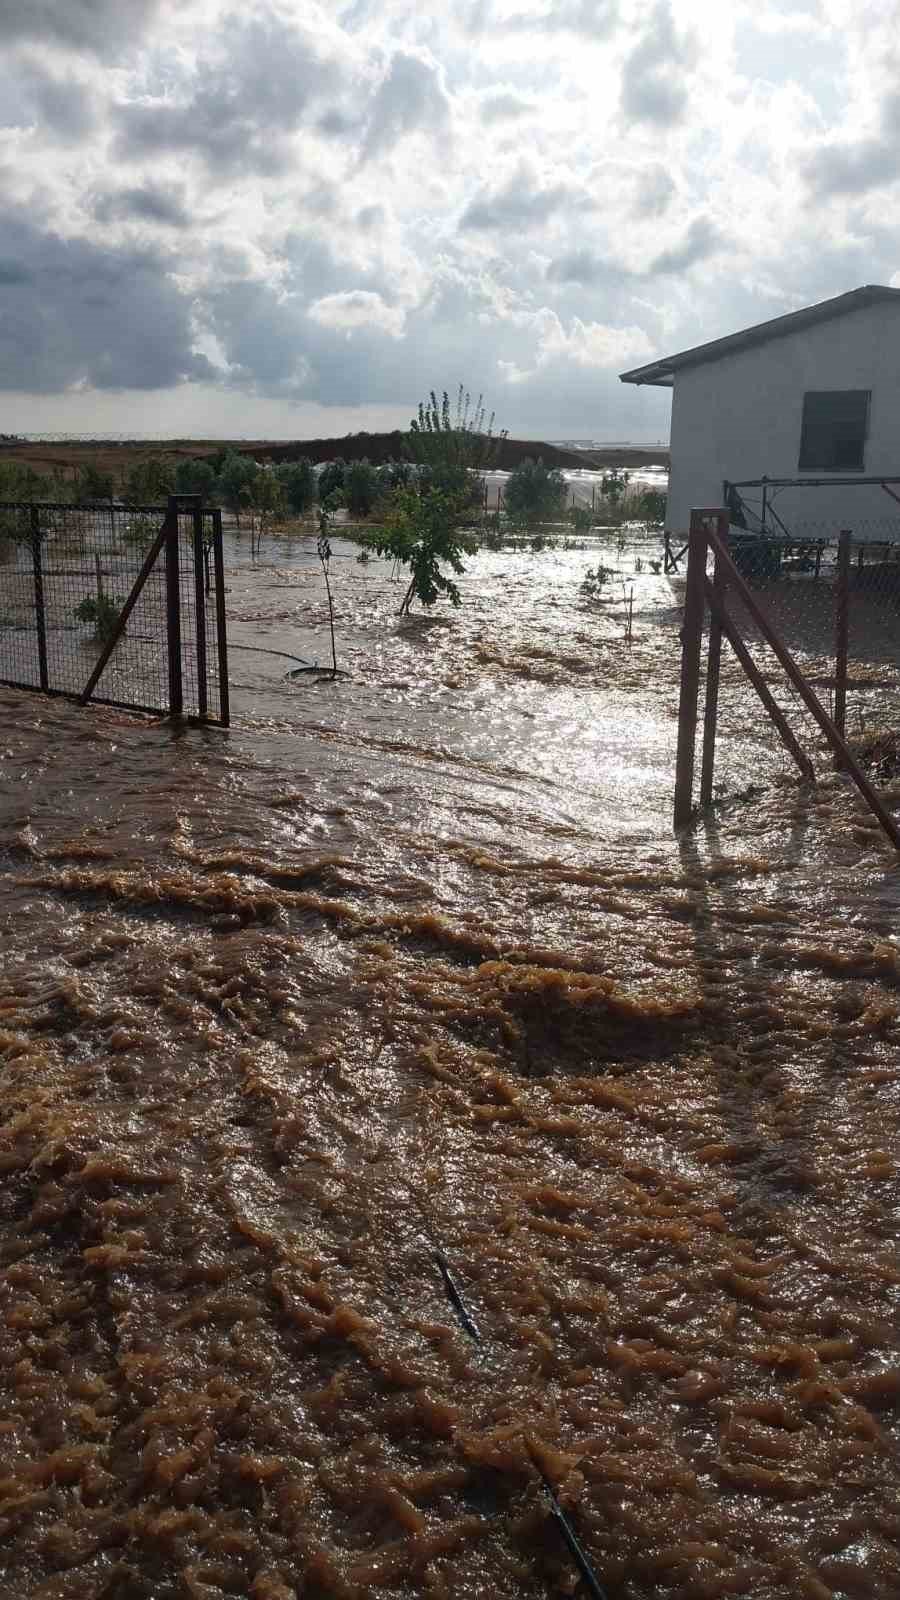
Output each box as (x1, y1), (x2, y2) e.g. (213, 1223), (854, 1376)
(0, 499), (227, 723)
(709, 527), (900, 751)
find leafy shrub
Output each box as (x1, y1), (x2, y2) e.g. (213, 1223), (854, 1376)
(346, 459), (379, 518)
(378, 460), (413, 491)
(581, 563), (614, 599)
(504, 458), (567, 525)
(276, 459), (316, 515)
(125, 457), (175, 502)
(216, 452), (259, 524)
(75, 594), (124, 641)
(635, 488), (666, 527)
(600, 469), (630, 509)
(318, 459), (346, 502)
(123, 514), (159, 547)
(570, 505), (592, 533)
(75, 464), (115, 503)
(371, 485), (478, 613)
(174, 459), (216, 501)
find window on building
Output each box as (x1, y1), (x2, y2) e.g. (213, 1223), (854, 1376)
(798, 390), (870, 471)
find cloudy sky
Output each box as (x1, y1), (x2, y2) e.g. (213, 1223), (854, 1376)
(0, 0), (897, 440)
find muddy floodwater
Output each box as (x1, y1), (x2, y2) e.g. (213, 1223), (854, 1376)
(2, 531), (899, 1600)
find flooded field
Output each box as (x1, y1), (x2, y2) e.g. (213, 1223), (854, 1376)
(2, 530), (899, 1599)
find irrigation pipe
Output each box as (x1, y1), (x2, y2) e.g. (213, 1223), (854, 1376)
(312, 1088), (610, 1599)
(433, 1251), (610, 1600)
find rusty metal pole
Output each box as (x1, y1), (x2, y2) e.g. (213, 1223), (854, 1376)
(834, 529), (851, 758)
(212, 509), (230, 727)
(673, 510), (711, 828)
(700, 513), (728, 807)
(192, 504), (208, 721)
(164, 494), (183, 719)
(30, 504), (49, 693)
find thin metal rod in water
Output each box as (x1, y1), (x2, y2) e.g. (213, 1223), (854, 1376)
(433, 1250), (481, 1341)
(525, 1441), (610, 1600)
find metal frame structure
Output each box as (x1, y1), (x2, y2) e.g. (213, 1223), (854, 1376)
(725, 474), (900, 539)
(0, 493), (229, 725)
(674, 508), (900, 850)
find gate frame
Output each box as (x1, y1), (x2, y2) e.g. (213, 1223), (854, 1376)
(0, 493), (228, 725)
(674, 508), (900, 850)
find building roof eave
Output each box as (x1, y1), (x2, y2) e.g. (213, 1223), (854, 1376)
(618, 284), (900, 389)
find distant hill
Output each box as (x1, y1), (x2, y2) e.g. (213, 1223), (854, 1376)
(241, 432), (592, 470)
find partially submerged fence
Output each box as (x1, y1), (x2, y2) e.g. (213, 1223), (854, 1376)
(674, 509), (900, 849)
(0, 494), (228, 723)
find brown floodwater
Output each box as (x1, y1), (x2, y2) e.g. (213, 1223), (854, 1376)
(2, 532), (899, 1600)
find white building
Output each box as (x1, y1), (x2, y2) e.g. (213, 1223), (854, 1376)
(620, 286), (900, 538)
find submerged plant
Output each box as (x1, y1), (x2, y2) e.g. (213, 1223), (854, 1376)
(371, 486), (478, 614)
(580, 563), (614, 600)
(317, 508), (339, 677)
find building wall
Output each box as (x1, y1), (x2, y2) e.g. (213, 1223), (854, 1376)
(666, 300), (900, 537)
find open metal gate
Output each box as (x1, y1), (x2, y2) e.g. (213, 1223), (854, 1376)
(0, 493), (228, 725)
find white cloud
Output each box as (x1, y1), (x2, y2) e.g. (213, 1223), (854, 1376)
(308, 290), (407, 338)
(0, 0), (893, 441)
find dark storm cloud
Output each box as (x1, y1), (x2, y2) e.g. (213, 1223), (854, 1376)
(113, 12), (341, 178)
(621, 0), (697, 128)
(361, 51), (449, 162)
(461, 169), (582, 231)
(92, 183), (191, 228)
(0, 209), (213, 392)
(11, 61), (98, 140)
(0, 0), (162, 54)
(649, 215), (723, 274)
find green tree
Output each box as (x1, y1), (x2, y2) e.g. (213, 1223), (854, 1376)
(125, 456), (175, 503)
(249, 470), (286, 529)
(217, 452), (259, 527)
(600, 468), (630, 510)
(318, 458), (346, 502)
(370, 485), (479, 615)
(75, 463), (115, 502)
(635, 487), (666, 528)
(365, 386), (505, 614)
(405, 387), (505, 491)
(174, 459), (216, 502)
(346, 459), (378, 518)
(276, 459), (316, 515)
(504, 457), (567, 525)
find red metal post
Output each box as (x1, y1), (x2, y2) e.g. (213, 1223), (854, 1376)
(834, 529), (850, 755)
(673, 509), (712, 828)
(699, 512), (729, 806)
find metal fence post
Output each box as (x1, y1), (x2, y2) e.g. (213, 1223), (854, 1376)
(834, 529), (851, 757)
(700, 513), (729, 807)
(191, 502), (208, 721)
(30, 504), (49, 692)
(212, 509), (230, 727)
(165, 495), (183, 718)
(674, 509), (711, 828)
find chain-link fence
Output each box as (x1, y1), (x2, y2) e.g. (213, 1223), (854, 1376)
(674, 512), (900, 846)
(719, 528), (900, 746)
(0, 498), (228, 723)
